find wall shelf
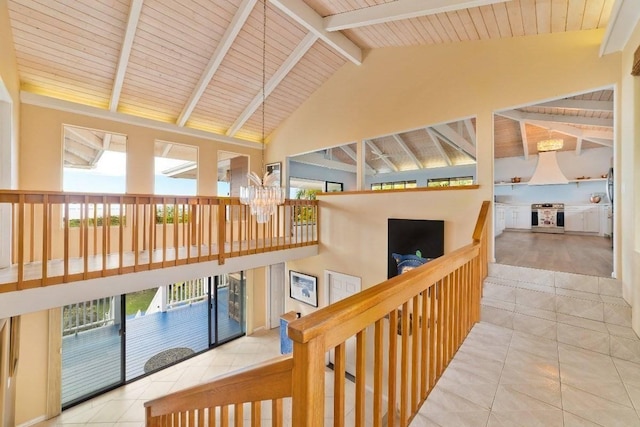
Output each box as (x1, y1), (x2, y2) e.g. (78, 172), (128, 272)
(495, 178), (606, 188)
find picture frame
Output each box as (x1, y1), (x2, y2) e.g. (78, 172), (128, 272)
(289, 270), (318, 307)
(266, 162), (282, 186)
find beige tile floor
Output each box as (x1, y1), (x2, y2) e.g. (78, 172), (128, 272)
(36, 322), (640, 427)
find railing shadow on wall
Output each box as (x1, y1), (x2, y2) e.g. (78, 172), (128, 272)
(0, 191), (318, 293)
(143, 200), (490, 427)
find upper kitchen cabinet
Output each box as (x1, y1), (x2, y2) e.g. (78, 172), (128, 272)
(288, 117), (477, 192)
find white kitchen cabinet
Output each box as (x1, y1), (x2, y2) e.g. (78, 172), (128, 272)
(600, 205), (612, 237)
(564, 206), (600, 233)
(495, 205), (506, 236)
(504, 205), (531, 230)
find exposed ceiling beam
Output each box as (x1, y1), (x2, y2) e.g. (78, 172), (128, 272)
(519, 121), (529, 160)
(600, 0), (640, 56)
(324, 0), (510, 31)
(431, 124), (476, 158)
(392, 134), (422, 169)
(576, 138), (583, 156)
(339, 145), (375, 173)
(66, 127), (103, 150)
(292, 152), (367, 174)
(425, 129), (452, 166)
(269, 0), (362, 65)
(534, 99), (614, 112)
(64, 147), (96, 164)
(226, 32), (318, 137)
(497, 109), (613, 128)
(161, 142), (172, 157)
(102, 133), (112, 151)
(110, 0), (144, 112)
(161, 161), (197, 177)
(365, 140), (398, 172)
(22, 92), (262, 149)
(177, 0), (257, 127)
(464, 119), (476, 145)
(526, 120), (614, 145)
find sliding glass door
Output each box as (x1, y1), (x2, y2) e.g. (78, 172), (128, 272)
(61, 272), (246, 408)
(61, 296), (124, 407)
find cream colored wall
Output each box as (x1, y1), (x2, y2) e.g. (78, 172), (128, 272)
(270, 29), (621, 314)
(620, 21), (640, 332)
(0, 0), (20, 189)
(245, 267), (266, 333)
(15, 311), (49, 425)
(19, 103), (263, 193)
(286, 188), (484, 314)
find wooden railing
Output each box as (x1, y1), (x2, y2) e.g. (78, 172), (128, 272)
(144, 201), (490, 427)
(0, 191), (318, 293)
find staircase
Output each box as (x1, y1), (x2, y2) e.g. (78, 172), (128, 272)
(481, 263), (640, 362)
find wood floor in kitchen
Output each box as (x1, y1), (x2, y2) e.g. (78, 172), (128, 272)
(494, 230), (614, 278)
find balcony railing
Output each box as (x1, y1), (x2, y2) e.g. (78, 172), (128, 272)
(0, 191), (318, 293)
(144, 201), (490, 426)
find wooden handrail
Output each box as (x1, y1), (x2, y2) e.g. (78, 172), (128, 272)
(0, 190), (319, 294)
(144, 355), (293, 419)
(143, 201), (492, 427)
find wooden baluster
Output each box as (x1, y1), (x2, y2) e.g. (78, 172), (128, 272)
(234, 403), (243, 427)
(421, 288), (429, 400)
(400, 301), (409, 425)
(251, 402), (261, 426)
(133, 197), (139, 269)
(220, 405), (229, 427)
(373, 319), (384, 427)
(218, 202), (226, 265)
(41, 195), (48, 285)
(17, 195), (24, 288)
(334, 342), (345, 427)
(63, 195), (69, 281)
(355, 329), (366, 426)
(101, 198), (107, 274)
(430, 281), (438, 388)
(411, 295), (420, 413)
(387, 309), (398, 427)
(272, 399), (283, 427)
(29, 202), (34, 263)
(118, 198), (124, 273)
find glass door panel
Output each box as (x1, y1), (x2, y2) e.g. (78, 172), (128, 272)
(61, 296), (123, 407)
(211, 273), (245, 346)
(125, 284), (209, 380)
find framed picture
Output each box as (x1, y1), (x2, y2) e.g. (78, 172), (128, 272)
(325, 181), (343, 192)
(266, 162), (281, 185)
(289, 271), (318, 307)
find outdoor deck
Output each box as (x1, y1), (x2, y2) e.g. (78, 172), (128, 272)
(61, 287), (242, 405)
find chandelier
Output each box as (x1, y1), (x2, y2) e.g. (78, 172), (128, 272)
(239, 0), (286, 223)
(537, 138), (563, 152)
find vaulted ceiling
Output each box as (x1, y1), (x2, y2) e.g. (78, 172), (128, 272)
(7, 0), (615, 153)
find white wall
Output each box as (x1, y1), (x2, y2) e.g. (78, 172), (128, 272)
(494, 147), (613, 204)
(289, 161), (357, 191)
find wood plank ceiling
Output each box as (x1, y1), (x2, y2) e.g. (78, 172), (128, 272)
(7, 0), (615, 170)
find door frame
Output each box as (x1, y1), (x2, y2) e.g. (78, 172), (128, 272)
(267, 263), (285, 329)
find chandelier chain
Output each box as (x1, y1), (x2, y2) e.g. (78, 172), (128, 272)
(261, 0), (266, 174)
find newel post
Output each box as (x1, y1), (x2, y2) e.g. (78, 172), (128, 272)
(291, 336), (326, 426)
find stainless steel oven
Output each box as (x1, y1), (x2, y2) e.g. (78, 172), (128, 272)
(531, 203), (564, 233)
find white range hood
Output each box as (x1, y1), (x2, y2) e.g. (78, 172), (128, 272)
(527, 151), (569, 185)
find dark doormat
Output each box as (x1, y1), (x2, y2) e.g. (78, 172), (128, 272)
(144, 347), (195, 373)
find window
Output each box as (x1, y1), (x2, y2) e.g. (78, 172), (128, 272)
(371, 180), (417, 190)
(154, 141), (197, 196)
(427, 176), (474, 187)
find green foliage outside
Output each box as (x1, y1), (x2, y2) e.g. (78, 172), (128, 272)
(125, 289), (157, 316)
(155, 205), (190, 224)
(67, 216), (125, 227)
(294, 189), (320, 223)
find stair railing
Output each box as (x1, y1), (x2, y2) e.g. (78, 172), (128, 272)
(144, 201), (490, 426)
